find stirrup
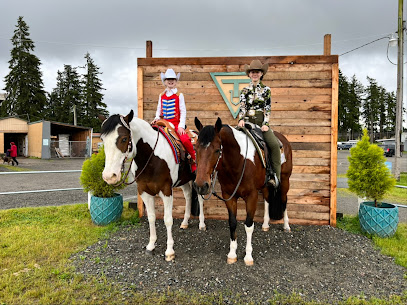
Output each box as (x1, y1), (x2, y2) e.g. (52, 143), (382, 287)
(267, 173), (279, 188)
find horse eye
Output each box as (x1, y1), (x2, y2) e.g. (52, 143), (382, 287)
(122, 137), (127, 143)
(215, 149), (220, 154)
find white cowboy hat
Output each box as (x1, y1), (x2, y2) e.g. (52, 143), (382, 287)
(160, 68), (181, 84)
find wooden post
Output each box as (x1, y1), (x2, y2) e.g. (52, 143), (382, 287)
(324, 34), (331, 55)
(146, 40), (153, 58)
(330, 63), (339, 226)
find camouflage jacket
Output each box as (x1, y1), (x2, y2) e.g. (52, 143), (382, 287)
(238, 81), (271, 126)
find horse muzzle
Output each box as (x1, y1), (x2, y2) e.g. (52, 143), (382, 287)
(102, 171), (121, 185)
(193, 180), (210, 195)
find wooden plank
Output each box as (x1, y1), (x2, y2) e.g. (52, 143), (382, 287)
(144, 71), (332, 81)
(330, 63), (339, 226)
(272, 118), (332, 127)
(292, 150), (331, 158)
(138, 55), (339, 66)
(271, 111), (331, 120)
(293, 157), (330, 166)
(290, 143), (331, 151)
(292, 165), (331, 174)
(137, 66), (144, 217)
(274, 126), (331, 135)
(285, 134), (331, 143)
(140, 63), (334, 74)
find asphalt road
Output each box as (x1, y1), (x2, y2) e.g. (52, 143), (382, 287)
(0, 151), (406, 221)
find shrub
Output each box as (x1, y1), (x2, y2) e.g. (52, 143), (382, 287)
(80, 146), (126, 197)
(346, 129), (396, 207)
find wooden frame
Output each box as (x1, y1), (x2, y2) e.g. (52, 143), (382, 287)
(136, 37), (339, 226)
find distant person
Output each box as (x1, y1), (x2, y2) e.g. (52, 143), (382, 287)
(9, 142), (19, 166)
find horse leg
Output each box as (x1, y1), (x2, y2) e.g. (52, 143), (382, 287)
(244, 192), (257, 266)
(197, 194), (206, 230)
(262, 200), (270, 231)
(161, 193), (175, 261)
(140, 193), (157, 253)
(226, 199), (238, 264)
(281, 175), (291, 232)
(180, 183), (192, 229)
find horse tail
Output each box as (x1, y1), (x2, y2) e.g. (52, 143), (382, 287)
(268, 185), (285, 220)
(190, 185), (200, 216)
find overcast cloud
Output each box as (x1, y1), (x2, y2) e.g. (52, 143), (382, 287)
(0, 0), (404, 123)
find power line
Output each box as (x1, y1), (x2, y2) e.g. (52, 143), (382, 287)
(339, 36), (390, 56)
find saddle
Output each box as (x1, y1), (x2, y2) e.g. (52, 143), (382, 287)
(152, 119), (198, 164)
(236, 122), (285, 169)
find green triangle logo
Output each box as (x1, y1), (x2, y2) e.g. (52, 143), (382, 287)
(210, 72), (250, 119)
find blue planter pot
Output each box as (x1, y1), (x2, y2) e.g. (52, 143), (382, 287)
(90, 193), (123, 226)
(358, 201), (399, 238)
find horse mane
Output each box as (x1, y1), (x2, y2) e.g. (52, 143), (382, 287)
(198, 126), (216, 146)
(101, 114), (121, 136)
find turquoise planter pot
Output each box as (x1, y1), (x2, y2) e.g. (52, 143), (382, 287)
(358, 201), (399, 238)
(90, 193), (123, 226)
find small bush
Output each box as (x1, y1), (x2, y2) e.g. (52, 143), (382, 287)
(346, 129), (396, 206)
(80, 146), (126, 197)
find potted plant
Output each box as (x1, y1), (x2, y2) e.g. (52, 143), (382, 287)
(80, 145), (126, 225)
(346, 129), (398, 237)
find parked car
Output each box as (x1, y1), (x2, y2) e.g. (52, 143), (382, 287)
(383, 146), (395, 157)
(338, 142), (353, 150)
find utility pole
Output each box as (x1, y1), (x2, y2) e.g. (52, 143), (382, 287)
(73, 104), (77, 126)
(395, 0), (404, 180)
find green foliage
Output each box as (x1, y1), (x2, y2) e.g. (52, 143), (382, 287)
(80, 146), (125, 197)
(2, 16), (47, 120)
(346, 129), (396, 206)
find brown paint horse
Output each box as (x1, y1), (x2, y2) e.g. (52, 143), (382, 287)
(101, 110), (205, 261)
(193, 117), (292, 265)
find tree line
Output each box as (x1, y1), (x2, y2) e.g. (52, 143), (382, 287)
(338, 70), (400, 141)
(1, 16), (108, 132)
(1, 18), (403, 137)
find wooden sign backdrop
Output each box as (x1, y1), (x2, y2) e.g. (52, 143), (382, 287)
(137, 35), (338, 226)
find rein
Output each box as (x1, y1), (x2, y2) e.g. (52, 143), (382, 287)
(113, 117), (160, 187)
(201, 130), (249, 202)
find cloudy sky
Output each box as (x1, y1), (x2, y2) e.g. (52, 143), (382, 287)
(0, 0), (405, 124)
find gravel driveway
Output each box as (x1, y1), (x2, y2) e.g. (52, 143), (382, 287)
(72, 218), (407, 304)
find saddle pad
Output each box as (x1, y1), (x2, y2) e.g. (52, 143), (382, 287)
(236, 126), (267, 168)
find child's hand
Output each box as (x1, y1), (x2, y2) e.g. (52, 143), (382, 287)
(178, 127), (186, 135)
(238, 120), (245, 127)
(151, 119), (158, 125)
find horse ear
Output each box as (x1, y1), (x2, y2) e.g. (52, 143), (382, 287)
(215, 117), (222, 133)
(124, 110), (134, 124)
(195, 117), (203, 131)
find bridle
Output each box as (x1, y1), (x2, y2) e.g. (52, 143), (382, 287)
(201, 130), (248, 202)
(113, 116), (159, 187)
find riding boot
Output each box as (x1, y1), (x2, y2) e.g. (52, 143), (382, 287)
(263, 128), (281, 187)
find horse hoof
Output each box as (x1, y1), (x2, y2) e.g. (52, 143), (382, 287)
(199, 226), (207, 231)
(165, 253), (175, 262)
(227, 257), (237, 264)
(262, 227), (269, 232)
(145, 249), (155, 256)
(244, 260), (254, 266)
(284, 227), (291, 233)
(180, 224), (188, 229)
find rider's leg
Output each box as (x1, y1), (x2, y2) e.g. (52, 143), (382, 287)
(262, 129), (281, 185)
(179, 133), (196, 172)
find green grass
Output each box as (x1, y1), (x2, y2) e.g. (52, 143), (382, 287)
(1, 203), (406, 304)
(0, 163), (32, 172)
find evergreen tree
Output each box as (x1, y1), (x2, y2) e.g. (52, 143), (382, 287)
(338, 70), (349, 136)
(384, 91), (396, 133)
(362, 77), (381, 141)
(1, 16), (47, 120)
(346, 75), (363, 139)
(82, 52), (107, 132)
(50, 65), (83, 124)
